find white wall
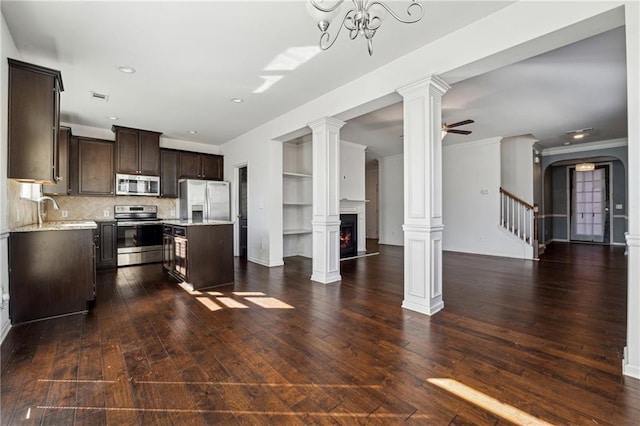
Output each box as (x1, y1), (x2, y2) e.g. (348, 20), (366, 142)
(443, 138), (531, 258)
(365, 162), (379, 239)
(378, 154), (403, 246)
(222, 137), (283, 267)
(501, 135), (537, 203)
(1, 12), (20, 342)
(340, 140), (366, 201)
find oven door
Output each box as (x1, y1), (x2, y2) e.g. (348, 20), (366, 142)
(117, 223), (164, 266)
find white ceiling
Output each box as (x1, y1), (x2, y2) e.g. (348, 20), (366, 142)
(342, 26), (628, 159)
(1, 0), (513, 145)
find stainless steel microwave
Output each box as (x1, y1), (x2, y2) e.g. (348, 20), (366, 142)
(115, 174), (160, 196)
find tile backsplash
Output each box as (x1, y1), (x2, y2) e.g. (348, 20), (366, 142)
(45, 196), (179, 221)
(8, 180), (38, 228)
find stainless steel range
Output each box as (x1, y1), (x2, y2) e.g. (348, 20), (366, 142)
(115, 205), (163, 266)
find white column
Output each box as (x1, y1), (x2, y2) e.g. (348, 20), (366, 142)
(309, 117), (345, 284)
(397, 76), (450, 316)
(624, 1), (640, 380)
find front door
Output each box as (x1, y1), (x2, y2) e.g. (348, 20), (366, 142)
(570, 166), (609, 243)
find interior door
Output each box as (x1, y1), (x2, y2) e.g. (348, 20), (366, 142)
(239, 166), (248, 258)
(571, 167), (606, 242)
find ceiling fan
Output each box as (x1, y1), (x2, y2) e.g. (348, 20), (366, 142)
(442, 119), (474, 135)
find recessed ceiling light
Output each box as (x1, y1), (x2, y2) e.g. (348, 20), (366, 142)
(118, 65), (136, 74)
(231, 97), (244, 103)
(107, 116), (119, 121)
(573, 134), (585, 139)
(187, 130), (198, 134)
(564, 142), (571, 146)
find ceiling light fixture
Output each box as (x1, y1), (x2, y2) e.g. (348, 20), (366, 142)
(307, 0), (425, 55)
(187, 130), (198, 134)
(118, 65), (136, 74)
(563, 142), (571, 146)
(107, 116), (119, 121)
(576, 162), (596, 172)
(231, 98), (244, 103)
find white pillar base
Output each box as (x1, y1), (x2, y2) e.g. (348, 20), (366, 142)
(311, 220), (341, 284)
(624, 233), (640, 378)
(401, 224), (444, 316)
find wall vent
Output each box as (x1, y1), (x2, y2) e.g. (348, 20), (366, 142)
(90, 91), (109, 102)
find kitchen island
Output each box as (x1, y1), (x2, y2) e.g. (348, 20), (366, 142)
(9, 221), (97, 324)
(162, 220), (234, 290)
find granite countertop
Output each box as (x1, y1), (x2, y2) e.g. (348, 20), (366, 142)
(162, 219), (234, 227)
(12, 221), (98, 233)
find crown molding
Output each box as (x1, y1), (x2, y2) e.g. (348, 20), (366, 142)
(541, 138), (628, 156)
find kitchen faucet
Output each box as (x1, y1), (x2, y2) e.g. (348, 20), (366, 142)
(36, 196), (59, 226)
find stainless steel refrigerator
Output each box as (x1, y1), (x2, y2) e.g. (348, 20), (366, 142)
(179, 180), (230, 221)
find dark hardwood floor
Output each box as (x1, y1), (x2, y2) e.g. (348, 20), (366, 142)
(2, 242), (638, 425)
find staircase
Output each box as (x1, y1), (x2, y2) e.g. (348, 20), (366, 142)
(500, 187), (541, 259)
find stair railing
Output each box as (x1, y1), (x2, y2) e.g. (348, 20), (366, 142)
(499, 187), (538, 249)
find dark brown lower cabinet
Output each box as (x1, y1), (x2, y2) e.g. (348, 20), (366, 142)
(94, 221), (117, 268)
(162, 224), (233, 290)
(9, 229), (95, 324)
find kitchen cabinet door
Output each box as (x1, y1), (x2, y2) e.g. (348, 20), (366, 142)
(78, 138), (115, 196)
(113, 126), (161, 175)
(97, 222), (117, 268)
(139, 131), (161, 175)
(179, 151), (201, 179)
(43, 127), (71, 195)
(160, 149), (179, 198)
(115, 127), (139, 174)
(201, 154), (223, 180)
(8, 59), (63, 182)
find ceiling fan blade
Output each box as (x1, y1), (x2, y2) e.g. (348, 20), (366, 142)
(445, 119), (474, 128)
(446, 129), (472, 135)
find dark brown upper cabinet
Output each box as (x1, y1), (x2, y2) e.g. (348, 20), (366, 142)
(68, 137), (115, 196)
(160, 149), (180, 198)
(7, 58), (64, 183)
(112, 125), (161, 176)
(179, 152), (223, 181)
(43, 127), (71, 195)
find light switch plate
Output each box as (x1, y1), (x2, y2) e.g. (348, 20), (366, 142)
(61, 210), (68, 218)
(103, 210), (110, 217)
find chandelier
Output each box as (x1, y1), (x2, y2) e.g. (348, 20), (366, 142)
(308, 0), (425, 55)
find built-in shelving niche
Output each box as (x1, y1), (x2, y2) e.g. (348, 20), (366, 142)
(283, 139), (312, 258)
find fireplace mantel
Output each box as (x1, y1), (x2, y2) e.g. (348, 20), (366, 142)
(340, 199), (367, 254)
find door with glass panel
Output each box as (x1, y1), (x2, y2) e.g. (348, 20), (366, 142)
(570, 167), (606, 242)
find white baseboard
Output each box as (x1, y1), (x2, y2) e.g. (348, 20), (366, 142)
(623, 347), (640, 379)
(248, 256), (284, 268)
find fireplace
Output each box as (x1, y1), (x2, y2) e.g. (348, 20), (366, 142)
(340, 214), (358, 258)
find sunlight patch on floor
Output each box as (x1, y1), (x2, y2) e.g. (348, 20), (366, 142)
(177, 285), (295, 311)
(427, 378), (553, 426)
(196, 297), (223, 311)
(244, 297), (294, 309)
(216, 297), (249, 309)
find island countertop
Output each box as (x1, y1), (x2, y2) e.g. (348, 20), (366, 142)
(161, 219), (234, 227)
(11, 221), (98, 233)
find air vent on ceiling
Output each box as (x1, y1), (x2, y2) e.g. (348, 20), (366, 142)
(90, 91), (109, 102)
